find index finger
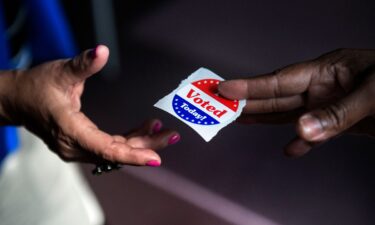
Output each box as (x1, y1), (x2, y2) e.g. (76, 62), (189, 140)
(63, 112), (161, 166)
(218, 62), (314, 100)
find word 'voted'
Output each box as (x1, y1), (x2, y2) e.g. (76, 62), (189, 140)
(154, 68), (246, 142)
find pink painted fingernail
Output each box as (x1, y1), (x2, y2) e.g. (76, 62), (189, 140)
(90, 46), (99, 59)
(146, 160), (161, 167)
(152, 122), (162, 133)
(168, 134), (180, 145)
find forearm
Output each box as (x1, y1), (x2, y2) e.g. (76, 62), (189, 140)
(0, 70), (17, 126)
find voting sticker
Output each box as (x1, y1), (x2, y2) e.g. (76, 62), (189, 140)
(154, 68), (246, 142)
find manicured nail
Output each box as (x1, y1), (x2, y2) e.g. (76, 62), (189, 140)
(90, 46), (98, 59)
(146, 160), (161, 167)
(152, 122), (162, 133)
(300, 115), (324, 140)
(168, 134), (180, 145)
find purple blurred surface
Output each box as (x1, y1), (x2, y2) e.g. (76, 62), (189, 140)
(71, 0), (375, 224)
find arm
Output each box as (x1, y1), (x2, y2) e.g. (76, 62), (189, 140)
(0, 70), (17, 125)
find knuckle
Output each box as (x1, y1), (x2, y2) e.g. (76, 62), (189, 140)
(324, 63), (337, 78)
(325, 61), (353, 92)
(155, 139), (168, 150)
(245, 79), (252, 98)
(333, 61), (351, 78)
(328, 48), (349, 59)
(270, 75), (282, 97)
(271, 68), (282, 76)
(47, 133), (77, 162)
(333, 61), (349, 75)
(316, 48), (348, 62)
(57, 149), (75, 162)
(324, 49), (351, 71)
(333, 48), (348, 55)
(100, 141), (123, 163)
(49, 60), (66, 73)
(268, 98), (279, 113)
(127, 148), (147, 165)
(113, 135), (126, 143)
(68, 54), (88, 74)
(101, 148), (115, 162)
(322, 103), (348, 131)
(317, 49), (351, 76)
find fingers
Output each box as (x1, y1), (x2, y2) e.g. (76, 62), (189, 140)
(283, 136), (322, 158)
(60, 112), (163, 166)
(127, 130), (180, 150)
(297, 85), (372, 142)
(63, 45), (109, 84)
(125, 119), (181, 150)
(105, 142), (162, 166)
(242, 95), (304, 114)
(125, 119), (163, 138)
(218, 62), (313, 100)
(66, 130), (164, 166)
(237, 108), (305, 124)
(83, 127), (163, 166)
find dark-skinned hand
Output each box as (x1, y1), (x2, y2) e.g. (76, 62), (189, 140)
(219, 49), (375, 157)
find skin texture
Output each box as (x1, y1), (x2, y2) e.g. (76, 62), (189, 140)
(0, 45), (180, 166)
(219, 49), (375, 157)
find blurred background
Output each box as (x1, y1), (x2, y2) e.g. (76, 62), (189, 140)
(23, 0), (375, 224)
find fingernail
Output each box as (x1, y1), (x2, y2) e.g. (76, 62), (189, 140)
(90, 46), (98, 59)
(168, 134), (180, 145)
(152, 122), (162, 133)
(146, 160), (161, 167)
(299, 115), (324, 140)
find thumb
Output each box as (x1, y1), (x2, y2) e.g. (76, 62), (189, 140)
(64, 45), (109, 84)
(297, 87), (372, 142)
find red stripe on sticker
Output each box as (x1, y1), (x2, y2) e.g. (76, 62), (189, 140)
(192, 79), (239, 112)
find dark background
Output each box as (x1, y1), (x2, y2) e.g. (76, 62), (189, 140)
(64, 0), (375, 224)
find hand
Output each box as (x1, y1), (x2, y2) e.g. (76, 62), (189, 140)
(218, 49), (375, 157)
(0, 45), (180, 166)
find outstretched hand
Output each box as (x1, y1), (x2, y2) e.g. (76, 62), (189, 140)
(219, 49), (375, 157)
(0, 45), (180, 166)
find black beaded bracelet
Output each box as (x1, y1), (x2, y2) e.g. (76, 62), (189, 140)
(92, 162), (122, 175)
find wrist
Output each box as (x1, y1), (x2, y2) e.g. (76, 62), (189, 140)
(0, 70), (18, 125)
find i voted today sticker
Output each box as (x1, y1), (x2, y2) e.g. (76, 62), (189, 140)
(154, 68), (246, 142)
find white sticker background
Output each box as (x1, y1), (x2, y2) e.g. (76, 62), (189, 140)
(154, 68), (246, 142)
